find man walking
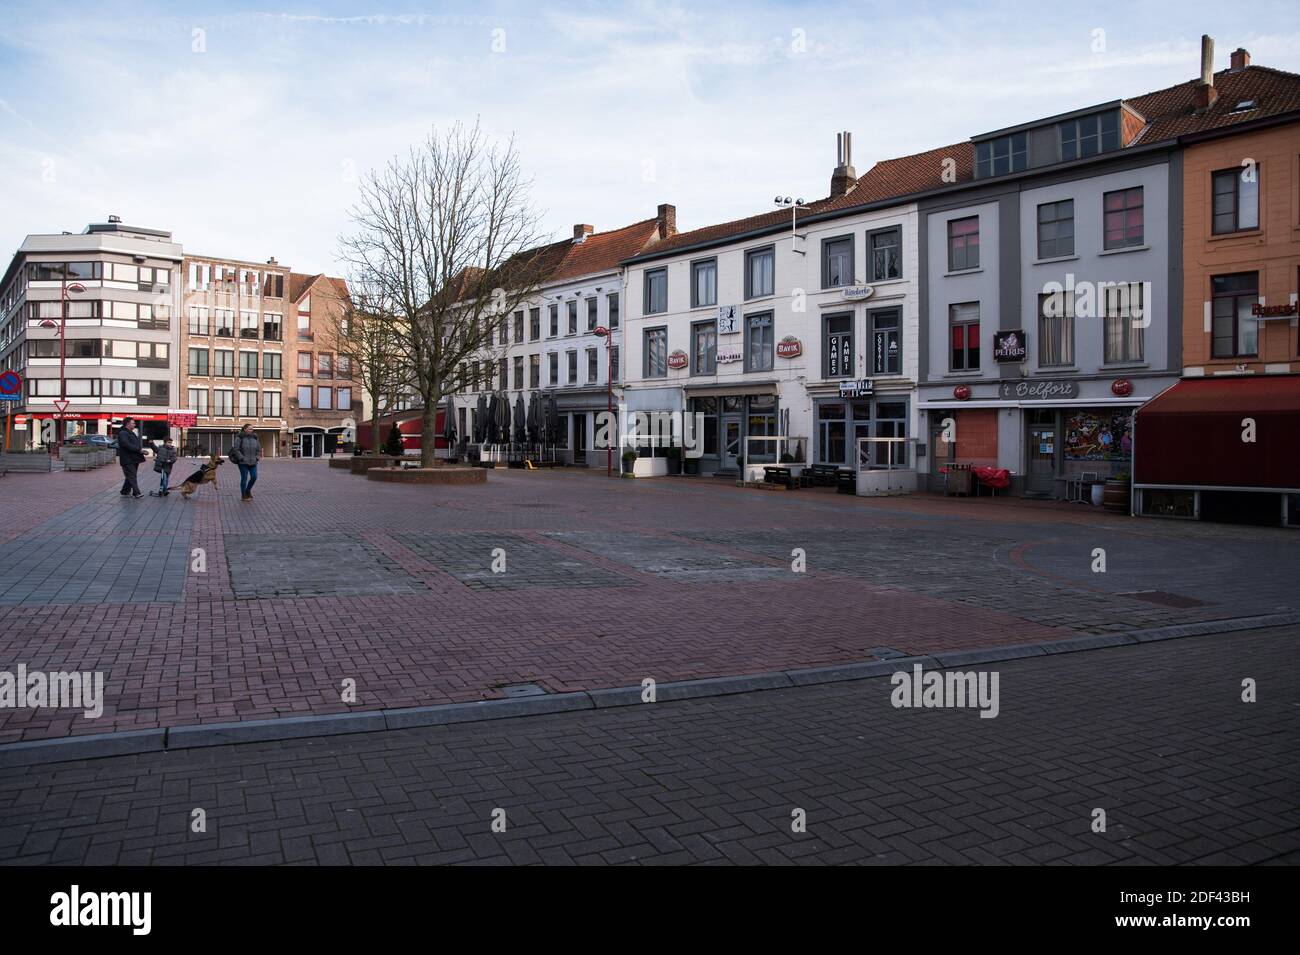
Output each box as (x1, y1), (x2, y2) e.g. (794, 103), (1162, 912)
(229, 423), (262, 502)
(116, 417), (145, 498)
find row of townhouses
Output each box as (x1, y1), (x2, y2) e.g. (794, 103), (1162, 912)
(444, 38), (1300, 524)
(0, 225), (357, 458)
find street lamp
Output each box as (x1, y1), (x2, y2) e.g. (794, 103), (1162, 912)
(774, 196), (810, 253)
(593, 325), (614, 476)
(51, 278), (86, 453)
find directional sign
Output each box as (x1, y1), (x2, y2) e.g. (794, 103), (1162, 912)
(0, 370), (21, 396)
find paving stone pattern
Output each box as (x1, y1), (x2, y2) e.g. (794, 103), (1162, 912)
(395, 532), (632, 591)
(225, 535), (425, 599)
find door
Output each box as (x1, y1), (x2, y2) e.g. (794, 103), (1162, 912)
(721, 415), (742, 470)
(573, 413), (587, 465)
(1025, 411), (1058, 495)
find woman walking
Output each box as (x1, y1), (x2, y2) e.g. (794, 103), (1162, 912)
(229, 424), (262, 502)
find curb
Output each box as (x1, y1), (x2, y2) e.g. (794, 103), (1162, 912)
(3, 611), (1298, 768)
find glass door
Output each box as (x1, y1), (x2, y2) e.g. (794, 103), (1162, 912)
(1025, 410), (1058, 495)
(721, 415), (742, 469)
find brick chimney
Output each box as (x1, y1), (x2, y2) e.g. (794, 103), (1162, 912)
(1230, 47), (1250, 70)
(572, 224), (593, 243)
(656, 203), (676, 240)
(830, 131), (857, 198)
(1193, 34), (1219, 111)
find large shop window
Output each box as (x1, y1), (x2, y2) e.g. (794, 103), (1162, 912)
(747, 394), (778, 463)
(949, 302), (980, 370)
(871, 308), (901, 375)
(687, 397), (719, 456)
(1211, 272), (1259, 358)
(746, 312), (774, 372)
(872, 401), (908, 468)
(1064, 409), (1133, 463)
(1038, 291), (1076, 367)
(823, 313), (853, 378)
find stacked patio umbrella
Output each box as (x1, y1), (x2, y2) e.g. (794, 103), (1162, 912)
(513, 394), (527, 448)
(494, 391), (508, 445)
(443, 395), (457, 462)
(474, 393), (487, 443)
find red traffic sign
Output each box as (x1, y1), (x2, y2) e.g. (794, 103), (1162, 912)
(0, 370), (21, 396)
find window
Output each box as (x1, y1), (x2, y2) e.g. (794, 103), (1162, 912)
(263, 352), (281, 380)
(317, 387), (333, 410)
(500, 316), (509, 344)
(262, 391), (281, 417)
(318, 353), (332, 377)
(239, 311), (259, 339)
(645, 268), (668, 314)
(513, 311), (524, 342)
(745, 312), (774, 372)
(691, 259), (717, 307)
(263, 273), (284, 298)
(873, 401), (909, 469)
(188, 347), (209, 376)
(1038, 291), (1076, 367)
(548, 352), (558, 384)
(822, 236), (854, 288)
(823, 314), (853, 378)
(1060, 112), (1119, 161)
(586, 348), (598, 383)
(566, 300), (578, 334)
(1211, 272), (1259, 358)
(974, 132), (1027, 178)
(871, 309), (901, 375)
(263, 312), (282, 341)
(645, 327), (668, 378)
(215, 310), (234, 337)
(691, 320), (716, 375)
(949, 303), (980, 370)
(1212, 167), (1260, 234)
(549, 304), (558, 337)
(296, 312), (311, 339)
(529, 307), (541, 341)
(336, 356), (350, 379)
(213, 389), (234, 416)
(188, 387), (208, 415)
(512, 355), (524, 390)
(213, 350), (234, 376)
(188, 307), (209, 335)
(499, 358), (508, 391)
(567, 350), (577, 384)
(530, 353), (540, 388)
(1103, 187), (1144, 249)
(239, 350), (258, 378)
(608, 293), (620, 329)
(239, 390), (258, 417)
(337, 388), (351, 411)
(296, 385), (312, 409)
(610, 346), (620, 382)
(948, 217), (980, 271)
(868, 227), (902, 282)
(586, 298), (597, 331)
(1037, 200), (1074, 259)
(1104, 282), (1146, 363)
(297, 352), (313, 376)
(745, 247), (774, 299)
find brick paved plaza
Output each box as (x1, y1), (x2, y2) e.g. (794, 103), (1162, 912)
(1, 458), (1298, 745)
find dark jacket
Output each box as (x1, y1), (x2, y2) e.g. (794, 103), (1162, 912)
(116, 427), (144, 464)
(229, 432), (262, 466)
(155, 445), (177, 472)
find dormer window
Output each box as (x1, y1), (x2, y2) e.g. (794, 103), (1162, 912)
(974, 132), (1027, 178)
(1060, 112), (1119, 160)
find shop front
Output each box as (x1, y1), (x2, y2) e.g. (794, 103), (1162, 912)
(810, 386), (911, 471)
(685, 389), (780, 474)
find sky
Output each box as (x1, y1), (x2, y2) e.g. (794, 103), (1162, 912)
(1, 1), (1298, 276)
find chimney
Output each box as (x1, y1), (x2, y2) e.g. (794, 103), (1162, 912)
(107, 214), (122, 223)
(1194, 34), (1219, 111)
(267, 256), (278, 265)
(830, 131), (857, 198)
(572, 224), (593, 242)
(1230, 47), (1250, 70)
(656, 203), (676, 239)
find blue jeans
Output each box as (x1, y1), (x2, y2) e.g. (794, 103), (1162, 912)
(238, 463), (258, 497)
(159, 468), (171, 493)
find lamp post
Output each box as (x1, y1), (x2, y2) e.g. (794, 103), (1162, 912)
(593, 325), (613, 476)
(54, 279), (86, 452)
(774, 196), (809, 253)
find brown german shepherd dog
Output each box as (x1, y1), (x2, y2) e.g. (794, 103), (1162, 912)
(178, 454), (224, 499)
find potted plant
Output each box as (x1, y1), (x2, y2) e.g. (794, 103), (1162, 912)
(665, 445), (682, 475)
(1103, 470), (1132, 514)
(621, 448), (638, 478)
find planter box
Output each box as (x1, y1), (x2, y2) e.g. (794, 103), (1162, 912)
(0, 452), (56, 473)
(857, 468), (918, 497)
(349, 455), (404, 475)
(366, 467), (486, 485)
(630, 457), (667, 478)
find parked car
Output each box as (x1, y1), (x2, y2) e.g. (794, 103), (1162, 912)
(64, 434), (115, 451)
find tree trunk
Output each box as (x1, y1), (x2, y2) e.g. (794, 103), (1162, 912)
(421, 397), (439, 468)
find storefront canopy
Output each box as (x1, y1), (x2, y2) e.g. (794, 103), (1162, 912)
(1134, 376), (1300, 491)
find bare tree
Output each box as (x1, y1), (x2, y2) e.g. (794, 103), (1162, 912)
(323, 294), (409, 453)
(338, 121), (557, 466)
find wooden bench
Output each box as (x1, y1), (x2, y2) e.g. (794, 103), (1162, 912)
(762, 465), (795, 489)
(808, 464), (839, 487)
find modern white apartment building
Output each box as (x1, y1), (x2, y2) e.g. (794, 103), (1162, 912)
(0, 217), (183, 446)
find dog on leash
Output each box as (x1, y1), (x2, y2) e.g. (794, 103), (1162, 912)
(178, 454), (224, 499)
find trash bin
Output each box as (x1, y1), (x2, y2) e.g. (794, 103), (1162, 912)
(836, 468), (856, 494)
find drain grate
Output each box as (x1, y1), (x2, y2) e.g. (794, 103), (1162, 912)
(1118, 590), (1209, 609)
(499, 683), (548, 698)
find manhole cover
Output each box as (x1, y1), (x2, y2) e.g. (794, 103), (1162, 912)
(1118, 590), (1209, 609)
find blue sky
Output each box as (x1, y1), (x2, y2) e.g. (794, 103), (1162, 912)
(2, 1), (1298, 274)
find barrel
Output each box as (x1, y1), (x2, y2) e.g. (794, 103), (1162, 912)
(1103, 478), (1131, 514)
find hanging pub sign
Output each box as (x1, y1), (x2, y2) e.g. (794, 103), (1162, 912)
(999, 379), (1079, 400)
(776, 336), (802, 359)
(838, 378), (873, 397)
(1252, 302), (1299, 319)
(667, 349), (689, 370)
(993, 329), (1027, 362)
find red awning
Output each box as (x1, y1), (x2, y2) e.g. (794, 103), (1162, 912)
(1134, 376), (1300, 490)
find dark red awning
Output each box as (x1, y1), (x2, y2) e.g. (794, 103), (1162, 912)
(1134, 375), (1300, 490)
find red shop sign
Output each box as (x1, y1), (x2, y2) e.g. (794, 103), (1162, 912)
(667, 350), (689, 370)
(776, 336), (802, 359)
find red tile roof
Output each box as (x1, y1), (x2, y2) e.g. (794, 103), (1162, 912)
(628, 63), (1300, 261)
(290, 271), (349, 304)
(550, 217), (662, 282)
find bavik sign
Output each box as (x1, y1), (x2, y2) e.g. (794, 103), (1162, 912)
(776, 336), (802, 359)
(666, 350), (689, 370)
